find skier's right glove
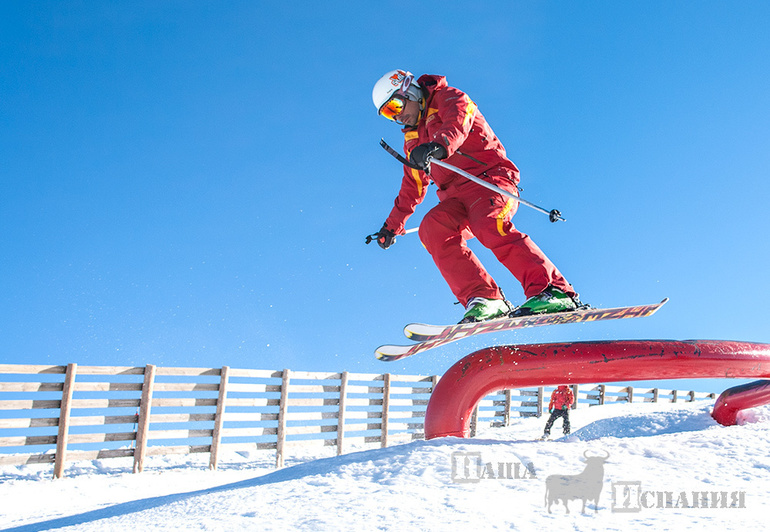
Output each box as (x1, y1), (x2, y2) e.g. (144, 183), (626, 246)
(409, 141), (447, 172)
(365, 225), (396, 249)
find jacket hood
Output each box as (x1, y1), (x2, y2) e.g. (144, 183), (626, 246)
(416, 74), (447, 96)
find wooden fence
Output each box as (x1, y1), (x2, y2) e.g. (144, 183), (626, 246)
(0, 364), (715, 478)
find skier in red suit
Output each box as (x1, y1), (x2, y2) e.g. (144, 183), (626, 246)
(542, 385), (575, 439)
(370, 70), (583, 323)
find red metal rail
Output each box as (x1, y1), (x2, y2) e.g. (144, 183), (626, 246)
(424, 340), (770, 439)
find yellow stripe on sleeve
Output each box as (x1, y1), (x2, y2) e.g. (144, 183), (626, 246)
(463, 97), (477, 128)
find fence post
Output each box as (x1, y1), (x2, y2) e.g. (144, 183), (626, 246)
(209, 366), (229, 470)
(381, 373), (391, 448)
(598, 384), (606, 405)
(470, 404), (479, 437)
(133, 364), (156, 474)
(571, 384), (579, 409)
(53, 363), (77, 479)
(652, 388), (659, 403)
(627, 386), (634, 403)
(503, 389), (512, 426)
(537, 386), (544, 417)
(276, 369), (290, 468)
(671, 389), (678, 403)
(337, 371), (348, 456)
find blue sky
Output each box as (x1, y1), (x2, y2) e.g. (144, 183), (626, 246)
(2, 2), (769, 394)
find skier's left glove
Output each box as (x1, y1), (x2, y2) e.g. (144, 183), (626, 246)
(365, 224), (396, 249)
(561, 405), (568, 410)
(409, 142), (447, 172)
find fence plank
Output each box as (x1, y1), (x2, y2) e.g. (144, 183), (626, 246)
(0, 399), (61, 410)
(225, 398), (280, 407)
(226, 368), (281, 379)
(0, 364), (66, 374)
(151, 398), (217, 408)
(149, 413), (215, 424)
(222, 412), (278, 422)
(0, 435), (58, 447)
(221, 426), (278, 438)
(148, 429), (214, 440)
(287, 384), (341, 394)
(0, 453), (57, 466)
(67, 432), (136, 444)
(209, 366), (229, 470)
(226, 383), (280, 394)
(69, 416), (138, 428)
(76, 366), (144, 375)
(73, 382), (142, 392)
(133, 364), (156, 474)
(0, 382), (64, 392)
(153, 383), (220, 392)
(70, 399), (142, 409)
(153, 367), (220, 376)
(0, 417), (59, 429)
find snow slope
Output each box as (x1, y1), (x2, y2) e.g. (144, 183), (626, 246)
(2, 400), (768, 531)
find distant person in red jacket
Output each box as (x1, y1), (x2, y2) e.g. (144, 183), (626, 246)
(542, 385), (575, 440)
(370, 70), (583, 323)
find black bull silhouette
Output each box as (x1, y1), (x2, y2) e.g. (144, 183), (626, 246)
(545, 450), (610, 514)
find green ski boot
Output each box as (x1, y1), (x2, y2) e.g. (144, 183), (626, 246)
(511, 286), (578, 317)
(460, 297), (511, 324)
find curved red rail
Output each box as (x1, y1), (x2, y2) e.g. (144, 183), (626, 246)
(424, 340), (770, 439)
(712, 379), (770, 425)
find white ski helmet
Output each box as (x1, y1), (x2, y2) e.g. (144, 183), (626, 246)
(372, 69), (423, 114)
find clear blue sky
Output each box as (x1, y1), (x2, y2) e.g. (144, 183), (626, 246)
(2, 2), (769, 394)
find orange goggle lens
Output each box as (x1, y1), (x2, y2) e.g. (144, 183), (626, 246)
(378, 95), (407, 121)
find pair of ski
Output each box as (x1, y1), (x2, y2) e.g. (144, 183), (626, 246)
(375, 298), (668, 361)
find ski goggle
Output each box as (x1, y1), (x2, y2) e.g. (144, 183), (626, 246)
(378, 94), (408, 121)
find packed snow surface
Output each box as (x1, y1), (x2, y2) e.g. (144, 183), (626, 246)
(2, 400), (768, 531)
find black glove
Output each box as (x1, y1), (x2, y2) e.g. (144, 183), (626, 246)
(409, 142), (447, 171)
(365, 225), (396, 249)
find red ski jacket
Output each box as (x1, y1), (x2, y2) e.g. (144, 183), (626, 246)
(385, 75), (521, 235)
(549, 386), (575, 410)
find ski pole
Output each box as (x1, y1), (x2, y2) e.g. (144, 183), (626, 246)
(365, 226), (418, 245)
(427, 158), (565, 223)
(379, 138), (564, 223)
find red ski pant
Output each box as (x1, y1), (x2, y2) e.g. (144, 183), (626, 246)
(418, 170), (574, 308)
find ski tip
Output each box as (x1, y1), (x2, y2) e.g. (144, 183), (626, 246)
(661, 297), (670, 304)
(374, 346), (401, 362)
